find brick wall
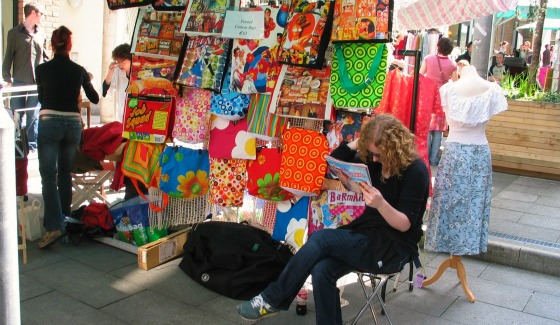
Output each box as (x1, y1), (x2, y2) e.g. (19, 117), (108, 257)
(17, 0), (60, 56)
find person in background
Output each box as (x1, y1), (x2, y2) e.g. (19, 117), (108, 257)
(456, 60), (470, 77)
(550, 45), (555, 65)
(419, 37), (458, 166)
(35, 26), (99, 248)
(488, 52), (509, 86)
(542, 44), (551, 66)
(455, 41), (472, 63)
(236, 114), (430, 325)
(102, 43), (131, 122)
(2, 2), (49, 152)
(497, 41), (509, 55)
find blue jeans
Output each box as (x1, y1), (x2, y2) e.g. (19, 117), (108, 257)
(261, 229), (406, 325)
(11, 80), (40, 150)
(38, 115), (82, 231)
(428, 130), (443, 165)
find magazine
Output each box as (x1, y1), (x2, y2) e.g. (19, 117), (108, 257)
(325, 156), (371, 193)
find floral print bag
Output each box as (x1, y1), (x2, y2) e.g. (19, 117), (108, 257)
(158, 146), (210, 199)
(247, 147), (294, 201)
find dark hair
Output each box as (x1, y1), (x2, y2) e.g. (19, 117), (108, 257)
(467, 41), (472, 48)
(437, 37), (453, 56)
(24, 2), (42, 17)
(361, 18), (375, 33)
(112, 43), (131, 61)
(51, 26), (72, 56)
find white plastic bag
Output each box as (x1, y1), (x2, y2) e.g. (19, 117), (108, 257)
(20, 199), (44, 241)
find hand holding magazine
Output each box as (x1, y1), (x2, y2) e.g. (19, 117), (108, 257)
(325, 156), (372, 193)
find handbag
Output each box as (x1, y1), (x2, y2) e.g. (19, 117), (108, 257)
(330, 43), (387, 109)
(210, 68), (251, 121)
(247, 147), (294, 201)
(279, 127), (329, 196)
(172, 87), (213, 144)
(176, 36), (231, 92)
(158, 146), (210, 199)
(209, 158), (247, 207)
(208, 117), (256, 160)
(122, 94), (174, 143)
(121, 140), (164, 189)
(331, 0), (392, 42)
(230, 5), (285, 94)
(269, 65), (333, 120)
(246, 93), (286, 140)
(278, 0), (335, 68)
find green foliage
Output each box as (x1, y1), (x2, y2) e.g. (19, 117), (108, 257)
(502, 72), (560, 103)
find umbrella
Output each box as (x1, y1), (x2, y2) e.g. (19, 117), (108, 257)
(516, 18), (560, 29)
(396, 0), (518, 30)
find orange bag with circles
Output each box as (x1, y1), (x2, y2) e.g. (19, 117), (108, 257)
(279, 128), (328, 196)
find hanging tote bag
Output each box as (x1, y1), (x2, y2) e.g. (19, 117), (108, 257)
(121, 140), (164, 189)
(209, 158), (247, 207)
(122, 94), (174, 143)
(208, 117), (256, 160)
(210, 68), (251, 121)
(158, 146), (210, 199)
(278, 0), (335, 69)
(246, 93), (286, 140)
(279, 128), (329, 196)
(247, 147), (294, 202)
(172, 87), (213, 144)
(176, 36), (231, 92)
(331, 0), (393, 42)
(330, 43), (387, 109)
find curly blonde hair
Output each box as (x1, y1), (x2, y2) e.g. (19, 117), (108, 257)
(357, 114), (418, 179)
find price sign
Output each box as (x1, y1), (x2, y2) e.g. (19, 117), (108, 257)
(222, 10), (264, 40)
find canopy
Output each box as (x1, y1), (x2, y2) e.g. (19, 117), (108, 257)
(396, 0), (518, 30)
(497, 0), (560, 19)
(517, 18), (560, 29)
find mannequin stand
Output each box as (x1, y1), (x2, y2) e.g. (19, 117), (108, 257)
(422, 254), (476, 302)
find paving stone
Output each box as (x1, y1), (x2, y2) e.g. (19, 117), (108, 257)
(518, 214), (560, 231)
(490, 197), (535, 213)
(536, 196), (560, 208)
(524, 291), (560, 321)
(490, 207), (524, 223)
(488, 219), (560, 243)
(442, 298), (560, 325)
(24, 259), (144, 309)
(495, 190), (539, 202)
(101, 290), (234, 325)
(21, 291), (127, 325)
(479, 264), (560, 296)
(19, 273), (52, 302)
(513, 176), (558, 188)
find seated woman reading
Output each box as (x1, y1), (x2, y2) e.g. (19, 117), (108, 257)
(236, 114), (430, 325)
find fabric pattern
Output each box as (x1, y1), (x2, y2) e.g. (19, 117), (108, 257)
(172, 87), (212, 143)
(209, 158), (247, 207)
(210, 68), (250, 121)
(247, 148), (294, 201)
(246, 93), (286, 140)
(209, 117), (256, 159)
(158, 146), (210, 199)
(121, 140), (164, 188)
(279, 128), (328, 196)
(271, 198), (310, 250)
(330, 43), (387, 109)
(424, 142), (492, 255)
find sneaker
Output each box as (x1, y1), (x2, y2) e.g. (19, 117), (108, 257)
(38, 230), (64, 249)
(237, 294), (279, 322)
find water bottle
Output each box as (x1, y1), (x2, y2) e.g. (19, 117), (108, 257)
(296, 288), (307, 315)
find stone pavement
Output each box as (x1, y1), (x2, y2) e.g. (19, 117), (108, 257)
(16, 113), (560, 324)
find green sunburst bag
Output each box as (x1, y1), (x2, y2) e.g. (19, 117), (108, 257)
(330, 43), (387, 109)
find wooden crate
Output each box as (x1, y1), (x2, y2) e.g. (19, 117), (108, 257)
(486, 99), (560, 180)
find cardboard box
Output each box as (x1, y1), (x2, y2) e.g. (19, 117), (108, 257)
(138, 227), (190, 270)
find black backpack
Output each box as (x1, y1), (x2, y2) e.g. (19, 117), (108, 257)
(179, 221), (293, 300)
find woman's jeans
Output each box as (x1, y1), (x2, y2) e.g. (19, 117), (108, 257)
(38, 115), (82, 232)
(261, 229), (406, 325)
(428, 130), (443, 165)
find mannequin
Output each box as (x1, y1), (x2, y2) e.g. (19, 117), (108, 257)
(423, 64), (508, 303)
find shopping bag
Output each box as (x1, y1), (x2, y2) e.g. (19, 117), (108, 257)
(330, 43), (387, 109)
(158, 146), (210, 199)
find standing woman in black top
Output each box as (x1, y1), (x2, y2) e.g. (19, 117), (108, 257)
(35, 26), (99, 249)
